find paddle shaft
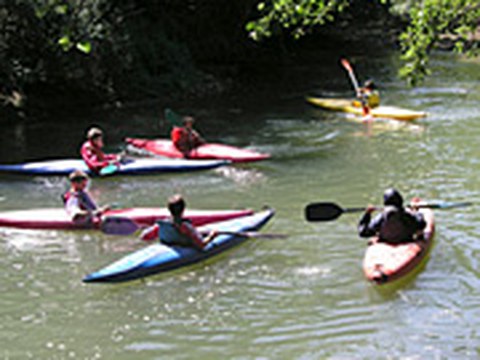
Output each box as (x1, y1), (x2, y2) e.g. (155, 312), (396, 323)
(216, 231), (287, 239)
(341, 59), (360, 94)
(305, 201), (472, 222)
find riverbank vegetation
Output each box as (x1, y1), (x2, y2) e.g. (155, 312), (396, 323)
(1, 0), (479, 118)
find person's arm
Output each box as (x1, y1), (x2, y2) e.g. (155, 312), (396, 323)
(81, 144), (109, 170)
(140, 224), (160, 241)
(409, 198), (427, 232)
(412, 211), (426, 232)
(192, 129), (206, 146)
(178, 222), (214, 250)
(358, 205), (382, 238)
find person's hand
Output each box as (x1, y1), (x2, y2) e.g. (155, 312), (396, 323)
(204, 230), (218, 244)
(366, 204), (376, 214)
(410, 197), (421, 211)
(100, 205), (111, 213)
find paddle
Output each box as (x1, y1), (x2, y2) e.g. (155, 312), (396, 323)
(100, 216), (140, 235)
(305, 201), (473, 222)
(98, 154), (133, 176)
(101, 217), (287, 239)
(99, 163), (119, 176)
(164, 108), (184, 127)
(341, 58), (360, 94)
(210, 231), (288, 239)
(340, 58), (372, 119)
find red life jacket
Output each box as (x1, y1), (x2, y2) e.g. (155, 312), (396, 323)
(62, 190), (89, 211)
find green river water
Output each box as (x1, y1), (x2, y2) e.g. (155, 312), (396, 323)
(1, 51), (480, 359)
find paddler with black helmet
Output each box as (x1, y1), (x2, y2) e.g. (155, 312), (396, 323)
(358, 188), (426, 244)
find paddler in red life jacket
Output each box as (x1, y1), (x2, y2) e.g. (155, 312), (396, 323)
(358, 188), (426, 244)
(81, 127), (120, 173)
(171, 116), (206, 157)
(140, 194), (217, 250)
(356, 79), (380, 118)
(62, 170), (110, 226)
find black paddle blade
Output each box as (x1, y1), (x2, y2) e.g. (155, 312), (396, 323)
(304, 202), (344, 222)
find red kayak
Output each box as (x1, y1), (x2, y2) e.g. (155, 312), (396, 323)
(125, 138), (270, 163)
(363, 204), (435, 285)
(0, 208), (253, 230)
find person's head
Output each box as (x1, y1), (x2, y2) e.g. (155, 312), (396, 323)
(183, 116), (195, 129)
(383, 188), (403, 208)
(168, 194), (186, 218)
(87, 127), (104, 148)
(364, 79), (376, 91)
(69, 170), (89, 191)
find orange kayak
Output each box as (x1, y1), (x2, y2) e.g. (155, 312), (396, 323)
(362, 205), (435, 285)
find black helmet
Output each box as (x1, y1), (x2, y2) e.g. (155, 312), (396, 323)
(383, 188), (403, 207)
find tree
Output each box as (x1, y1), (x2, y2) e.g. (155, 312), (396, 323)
(246, 0), (480, 85)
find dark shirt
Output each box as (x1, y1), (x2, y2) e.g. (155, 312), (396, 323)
(358, 206), (426, 243)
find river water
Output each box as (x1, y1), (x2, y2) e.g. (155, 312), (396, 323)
(1, 51), (479, 359)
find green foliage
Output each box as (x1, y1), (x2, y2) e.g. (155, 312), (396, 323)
(247, 0), (480, 85)
(246, 0), (350, 40)
(397, 0), (480, 85)
(0, 1), (213, 108)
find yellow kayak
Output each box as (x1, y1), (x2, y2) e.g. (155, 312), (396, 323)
(306, 97), (427, 121)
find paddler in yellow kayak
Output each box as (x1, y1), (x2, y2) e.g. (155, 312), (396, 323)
(357, 188), (426, 244)
(358, 80), (380, 107)
(355, 79), (380, 120)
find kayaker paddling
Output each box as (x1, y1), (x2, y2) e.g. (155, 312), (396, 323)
(81, 127), (122, 174)
(171, 116), (206, 158)
(140, 194), (217, 250)
(357, 79), (380, 122)
(62, 170), (109, 226)
(358, 188), (426, 244)
(357, 80), (380, 108)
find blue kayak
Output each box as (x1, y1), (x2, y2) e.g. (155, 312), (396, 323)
(83, 208), (275, 283)
(0, 158), (228, 176)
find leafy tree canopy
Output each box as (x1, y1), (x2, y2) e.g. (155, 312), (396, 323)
(246, 0), (480, 85)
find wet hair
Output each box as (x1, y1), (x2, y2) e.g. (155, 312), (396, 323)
(383, 188), (403, 208)
(168, 194), (186, 217)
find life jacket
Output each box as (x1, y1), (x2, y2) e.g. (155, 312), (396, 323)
(365, 90), (380, 108)
(378, 206), (418, 243)
(171, 127), (190, 155)
(158, 219), (194, 247)
(82, 141), (106, 161)
(62, 190), (75, 205)
(171, 127), (203, 155)
(62, 190), (93, 211)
